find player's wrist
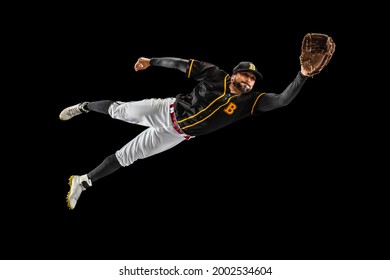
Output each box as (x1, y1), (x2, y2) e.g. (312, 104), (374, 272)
(300, 69), (310, 77)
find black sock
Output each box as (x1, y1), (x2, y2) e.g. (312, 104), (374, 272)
(86, 100), (115, 114)
(87, 154), (122, 183)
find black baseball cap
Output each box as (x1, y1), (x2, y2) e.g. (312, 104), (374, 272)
(232, 61), (263, 80)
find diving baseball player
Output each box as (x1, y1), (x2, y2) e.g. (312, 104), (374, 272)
(60, 56), (312, 210)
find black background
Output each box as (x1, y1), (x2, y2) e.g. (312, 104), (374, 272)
(4, 7), (388, 261)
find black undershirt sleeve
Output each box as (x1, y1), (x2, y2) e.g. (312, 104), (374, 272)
(256, 71), (308, 112)
(150, 57), (189, 73)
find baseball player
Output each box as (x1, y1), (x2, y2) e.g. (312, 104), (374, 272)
(60, 56), (312, 210)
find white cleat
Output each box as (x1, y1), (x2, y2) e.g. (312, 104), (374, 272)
(66, 174), (91, 210)
(59, 102), (89, 121)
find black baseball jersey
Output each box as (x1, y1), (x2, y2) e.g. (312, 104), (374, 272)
(150, 57), (308, 136)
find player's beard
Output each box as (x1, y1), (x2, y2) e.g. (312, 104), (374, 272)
(232, 80), (251, 94)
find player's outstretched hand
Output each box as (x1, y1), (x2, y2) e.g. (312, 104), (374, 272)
(134, 57), (151, 71)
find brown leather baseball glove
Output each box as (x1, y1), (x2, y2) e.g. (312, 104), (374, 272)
(300, 33), (336, 77)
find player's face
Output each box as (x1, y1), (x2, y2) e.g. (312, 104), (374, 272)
(232, 72), (256, 94)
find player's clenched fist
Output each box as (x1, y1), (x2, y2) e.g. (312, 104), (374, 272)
(134, 57), (151, 71)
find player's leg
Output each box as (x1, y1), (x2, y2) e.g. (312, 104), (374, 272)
(116, 125), (186, 167)
(66, 128), (185, 210)
(59, 100), (114, 121)
(66, 153), (121, 210)
(108, 97), (176, 127)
